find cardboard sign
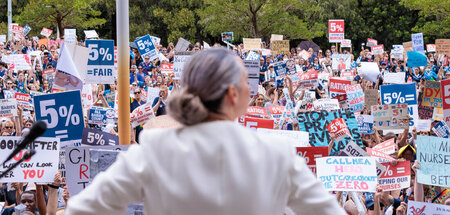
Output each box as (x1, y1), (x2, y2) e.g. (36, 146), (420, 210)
(403, 41), (413, 56)
(365, 89), (379, 107)
(328, 19), (344, 43)
(257, 128), (309, 147)
(373, 138), (396, 155)
(221, 32), (233, 41)
(316, 157), (377, 192)
(130, 102), (155, 128)
(378, 160), (411, 191)
(173, 51), (194, 80)
(34, 91), (84, 147)
(174, 37), (190, 52)
(426, 44), (436, 52)
(161, 64), (173, 75)
(367, 39), (378, 47)
(416, 135), (450, 187)
(380, 83), (417, 105)
(371, 45), (384, 55)
(341, 39), (351, 48)
(244, 117), (274, 130)
(270, 34), (283, 42)
(296, 147), (328, 173)
(327, 118), (351, 141)
(314, 99), (340, 111)
(243, 38), (262, 50)
(406, 201), (450, 215)
(356, 114), (374, 134)
(346, 84), (364, 112)
(81, 128), (119, 146)
(244, 60), (260, 95)
(0, 137), (60, 182)
(372, 103), (410, 130)
(384, 72), (406, 84)
(14, 93), (33, 110)
(435, 39), (450, 55)
(432, 121), (450, 138)
(88, 106), (116, 125)
(271, 40), (290, 55)
(297, 109), (363, 153)
(298, 69), (318, 90)
(0, 99), (17, 117)
(421, 81), (442, 108)
(40, 28), (53, 37)
(411, 33), (424, 52)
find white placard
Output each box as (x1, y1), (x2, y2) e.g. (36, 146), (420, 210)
(383, 72), (405, 84)
(256, 128), (309, 147)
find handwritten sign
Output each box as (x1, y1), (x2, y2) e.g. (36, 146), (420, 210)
(365, 89), (379, 108)
(407, 201), (450, 215)
(296, 147), (328, 173)
(257, 128), (309, 147)
(373, 138), (396, 155)
(173, 51), (193, 80)
(416, 135), (450, 187)
(411, 33), (424, 52)
(271, 40), (290, 55)
(435, 39), (450, 55)
(378, 160), (411, 191)
(372, 104), (409, 130)
(243, 38), (261, 50)
(422, 81), (442, 108)
(345, 84), (364, 112)
(316, 157), (377, 192)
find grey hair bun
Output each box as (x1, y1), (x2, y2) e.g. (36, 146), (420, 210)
(168, 90), (209, 125)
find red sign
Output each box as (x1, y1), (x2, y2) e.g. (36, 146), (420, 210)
(268, 106), (285, 116)
(367, 148), (395, 162)
(40, 28), (53, 37)
(246, 106), (268, 118)
(298, 69), (318, 90)
(378, 161), (411, 191)
(373, 138), (396, 155)
(14, 93), (30, 102)
(328, 19), (344, 43)
(326, 118), (351, 141)
(10, 25), (23, 34)
(371, 45), (384, 55)
(43, 68), (56, 75)
(244, 117), (274, 130)
(426, 44), (436, 52)
(296, 147), (328, 174)
(329, 78), (352, 94)
(161, 64), (174, 75)
(441, 79), (450, 110)
(332, 94), (347, 103)
(367, 39), (378, 47)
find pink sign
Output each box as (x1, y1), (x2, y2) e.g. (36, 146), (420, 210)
(372, 138), (396, 155)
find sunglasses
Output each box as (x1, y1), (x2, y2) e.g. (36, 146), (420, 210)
(5, 126), (13, 129)
(134, 91), (141, 94)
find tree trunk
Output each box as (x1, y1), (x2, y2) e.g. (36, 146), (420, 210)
(56, 12), (64, 38)
(252, 12), (259, 38)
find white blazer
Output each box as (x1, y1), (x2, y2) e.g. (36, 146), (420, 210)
(66, 121), (345, 215)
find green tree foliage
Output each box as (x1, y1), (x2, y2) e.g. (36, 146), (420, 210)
(401, 0), (450, 38)
(197, 0), (325, 42)
(14, 0), (106, 38)
(0, 0), (30, 35)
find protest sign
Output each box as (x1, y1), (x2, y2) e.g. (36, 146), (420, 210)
(391, 45), (404, 59)
(34, 91), (83, 147)
(243, 38), (261, 50)
(84, 30), (98, 39)
(64, 29), (77, 44)
(14, 93), (33, 110)
(371, 45), (384, 55)
(135, 35), (158, 61)
(372, 103), (410, 130)
(221, 32), (233, 41)
(373, 138), (396, 155)
(297, 109), (363, 153)
(380, 83), (417, 105)
(0, 99), (17, 117)
(274, 61), (287, 77)
(434, 107), (444, 121)
(403, 41), (413, 56)
(22, 24), (31, 36)
(268, 106), (284, 119)
(365, 89), (379, 108)
(407, 201), (450, 215)
(173, 51), (193, 80)
(147, 87), (160, 105)
(416, 119), (431, 131)
(2, 54), (32, 71)
(298, 50), (311, 61)
(81, 83), (94, 116)
(42, 68), (56, 88)
(298, 69), (318, 90)
(257, 128), (309, 147)
(416, 135), (450, 187)
(270, 34), (283, 42)
(298, 91), (315, 111)
(247, 106), (268, 118)
(367, 39), (377, 47)
(328, 20), (344, 43)
(313, 99), (340, 111)
(383, 72), (406, 84)
(0, 137), (60, 182)
(316, 157), (377, 192)
(3, 90), (16, 99)
(359, 62), (380, 82)
(174, 37), (190, 52)
(435, 39), (450, 55)
(329, 78), (352, 98)
(244, 60), (260, 95)
(327, 118), (351, 141)
(244, 117), (274, 130)
(366, 148), (395, 162)
(418, 92), (434, 120)
(10, 24), (23, 34)
(440, 79), (450, 125)
(422, 81), (442, 108)
(345, 84), (364, 112)
(432, 121), (450, 138)
(88, 106), (116, 125)
(296, 147), (328, 174)
(85, 40), (116, 84)
(40, 27), (53, 37)
(82, 128), (119, 146)
(426, 44), (436, 52)
(411, 33), (424, 52)
(130, 102), (155, 128)
(341, 39), (351, 48)
(339, 141), (386, 177)
(65, 145), (128, 196)
(332, 54), (352, 70)
(407, 51), (427, 67)
(55, 43), (89, 90)
(356, 115), (374, 134)
(271, 40), (290, 55)
(0, 35), (6, 43)
(161, 64), (173, 76)
(378, 160), (411, 191)
(245, 51), (260, 61)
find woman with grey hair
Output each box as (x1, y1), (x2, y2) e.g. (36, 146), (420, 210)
(66, 48), (344, 215)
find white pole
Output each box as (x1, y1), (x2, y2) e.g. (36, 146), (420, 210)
(7, 0), (12, 41)
(116, 0), (130, 145)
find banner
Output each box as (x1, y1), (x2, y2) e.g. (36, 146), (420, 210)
(313, 99), (340, 111)
(243, 38), (262, 50)
(271, 40), (290, 55)
(244, 60), (260, 95)
(432, 121), (450, 138)
(422, 81), (442, 108)
(173, 51), (194, 80)
(244, 117), (274, 130)
(40, 27), (53, 37)
(384, 72), (406, 84)
(359, 62), (380, 82)
(356, 115), (374, 134)
(328, 19), (344, 43)
(411, 33), (424, 52)
(135, 35), (158, 60)
(327, 118), (351, 141)
(380, 83), (417, 105)
(81, 128), (119, 146)
(296, 147), (328, 174)
(297, 109), (363, 153)
(407, 51), (427, 67)
(85, 40), (116, 84)
(365, 89), (379, 107)
(416, 135), (449, 187)
(371, 45), (384, 55)
(257, 128), (309, 147)
(55, 43), (89, 90)
(435, 39), (450, 55)
(0, 137), (60, 182)
(221, 32), (233, 41)
(332, 54), (352, 70)
(426, 44), (436, 52)
(88, 106), (116, 125)
(316, 157), (377, 192)
(298, 69), (318, 90)
(372, 104), (409, 130)
(34, 91), (84, 147)
(378, 160), (411, 191)
(346, 84), (364, 112)
(406, 201), (450, 215)
(14, 93), (33, 110)
(0, 99), (17, 117)
(367, 39), (377, 47)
